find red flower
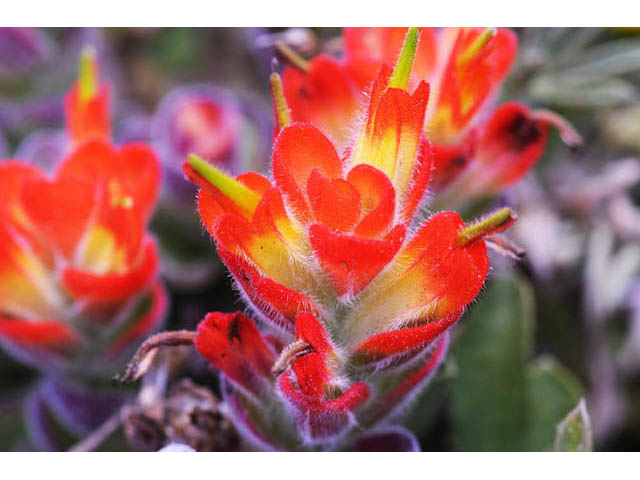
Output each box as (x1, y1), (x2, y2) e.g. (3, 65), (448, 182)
(195, 311), (276, 396)
(182, 29), (517, 449)
(0, 51), (165, 375)
(281, 28), (580, 208)
(278, 312), (370, 443)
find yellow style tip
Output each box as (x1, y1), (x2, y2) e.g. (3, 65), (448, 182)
(270, 72), (292, 133)
(78, 46), (99, 103)
(187, 154), (261, 217)
(458, 27), (496, 68)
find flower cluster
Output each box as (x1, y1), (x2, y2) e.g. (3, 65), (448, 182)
(0, 50), (165, 376)
(282, 27), (581, 209)
(181, 28), (520, 450)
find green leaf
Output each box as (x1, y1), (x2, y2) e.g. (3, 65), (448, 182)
(554, 398), (594, 452)
(526, 356), (583, 451)
(450, 273), (534, 451)
(560, 39), (640, 77)
(402, 371), (449, 438)
(529, 74), (637, 108)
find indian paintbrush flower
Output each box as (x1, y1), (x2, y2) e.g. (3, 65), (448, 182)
(0, 48), (166, 379)
(155, 28), (519, 450)
(5, 46), (113, 174)
(280, 27), (581, 210)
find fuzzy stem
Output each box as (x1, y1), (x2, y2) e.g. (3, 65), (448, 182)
(272, 339), (313, 376)
(531, 109), (583, 148)
(275, 42), (310, 72)
(456, 207), (516, 247)
(116, 330), (197, 384)
(270, 72), (292, 132)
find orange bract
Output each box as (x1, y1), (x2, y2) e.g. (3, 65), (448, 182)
(185, 41), (514, 446)
(184, 28), (526, 449)
(280, 27), (575, 209)
(0, 53), (165, 371)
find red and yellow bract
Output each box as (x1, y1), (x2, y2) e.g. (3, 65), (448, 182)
(183, 28), (516, 449)
(0, 49), (165, 374)
(282, 27), (580, 208)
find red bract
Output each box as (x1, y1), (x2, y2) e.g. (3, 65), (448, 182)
(278, 312), (370, 443)
(282, 27), (580, 209)
(181, 29), (519, 450)
(0, 51), (165, 376)
(195, 312), (276, 396)
(64, 48), (110, 145)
